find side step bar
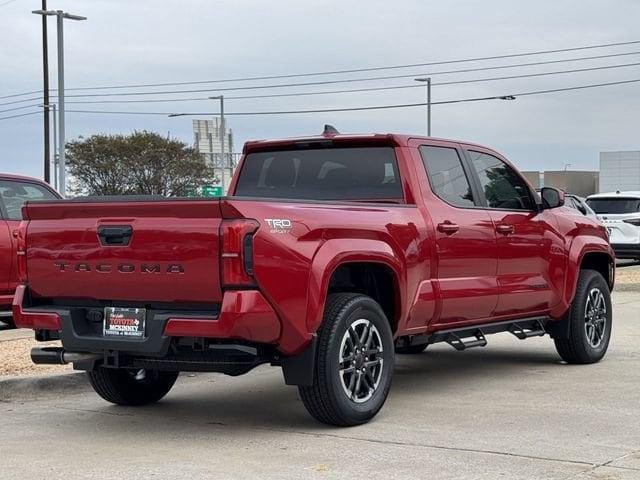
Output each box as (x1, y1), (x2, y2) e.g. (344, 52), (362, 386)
(0, 311), (12, 318)
(397, 317), (548, 352)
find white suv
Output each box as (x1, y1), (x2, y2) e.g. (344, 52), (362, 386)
(586, 191), (640, 260)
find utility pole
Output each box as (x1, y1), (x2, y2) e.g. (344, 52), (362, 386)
(38, 0), (51, 184)
(32, 9), (86, 197)
(209, 95), (225, 193)
(52, 103), (58, 191)
(414, 77), (431, 136)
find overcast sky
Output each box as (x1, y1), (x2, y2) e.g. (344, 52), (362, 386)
(1, 0), (640, 181)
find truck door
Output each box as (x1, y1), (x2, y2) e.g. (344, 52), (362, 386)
(464, 148), (565, 316)
(412, 141), (499, 328)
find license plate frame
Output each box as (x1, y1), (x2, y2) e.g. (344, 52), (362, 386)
(103, 307), (146, 340)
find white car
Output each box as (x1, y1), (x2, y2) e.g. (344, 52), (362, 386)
(586, 191), (640, 261)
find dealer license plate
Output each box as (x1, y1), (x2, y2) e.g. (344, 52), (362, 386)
(103, 307), (146, 339)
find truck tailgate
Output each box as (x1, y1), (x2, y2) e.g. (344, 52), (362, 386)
(22, 199), (223, 304)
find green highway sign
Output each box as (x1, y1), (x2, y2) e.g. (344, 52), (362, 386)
(201, 185), (223, 197)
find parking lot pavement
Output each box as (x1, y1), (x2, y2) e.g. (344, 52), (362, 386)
(1, 292), (638, 480)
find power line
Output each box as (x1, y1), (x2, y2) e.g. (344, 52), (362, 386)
(0, 103), (43, 114)
(0, 0), (20, 8)
(3, 40), (640, 100)
(4, 48), (639, 107)
(3, 77), (639, 122)
(52, 60), (640, 105)
(0, 111), (41, 121)
(57, 52), (640, 99)
(25, 39), (640, 91)
(32, 78), (636, 118)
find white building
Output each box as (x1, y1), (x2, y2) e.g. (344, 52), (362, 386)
(193, 118), (234, 160)
(599, 150), (640, 193)
(193, 118), (235, 192)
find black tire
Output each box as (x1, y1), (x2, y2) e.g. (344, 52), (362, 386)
(298, 293), (395, 427)
(395, 343), (428, 355)
(554, 269), (612, 364)
(87, 368), (179, 406)
(2, 317), (15, 329)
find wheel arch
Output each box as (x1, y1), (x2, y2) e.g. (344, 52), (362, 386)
(305, 239), (405, 337)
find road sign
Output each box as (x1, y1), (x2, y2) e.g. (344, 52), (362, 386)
(201, 185), (223, 197)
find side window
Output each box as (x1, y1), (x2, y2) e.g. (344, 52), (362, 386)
(468, 151), (534, 211)
(419, 146), (475, 208)
(0, 180), (56, 220)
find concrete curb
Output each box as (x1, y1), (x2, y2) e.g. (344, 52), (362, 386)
(0, 372), (90, 402)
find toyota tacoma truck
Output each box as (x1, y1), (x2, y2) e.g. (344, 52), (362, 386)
(13, 129), (615, 426)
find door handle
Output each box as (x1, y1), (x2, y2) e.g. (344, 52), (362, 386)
(496, 224), (514, 235)
(437, 221), (460, 235)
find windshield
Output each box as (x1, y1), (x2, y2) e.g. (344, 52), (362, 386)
(586, 197), (640, 214)
(234, 147), (403, 201)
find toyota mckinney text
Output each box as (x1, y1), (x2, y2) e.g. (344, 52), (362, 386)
(13, 130), (614, 426)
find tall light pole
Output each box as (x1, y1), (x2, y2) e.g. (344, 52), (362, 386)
(209, 95), (225, 193)
(34, 1), (51, 184)
(414, 77), (431, 136)
(32, 9), (86, 197)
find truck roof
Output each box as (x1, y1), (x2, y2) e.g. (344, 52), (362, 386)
(0, 173), (49, 184)
(242, 133), (494, 153)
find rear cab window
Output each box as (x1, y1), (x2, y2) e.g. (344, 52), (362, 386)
(586, 197), (640, 214)
(234, 147), (403, 202)
(0, 180), (57, 220)
(419, 145), (476, 208)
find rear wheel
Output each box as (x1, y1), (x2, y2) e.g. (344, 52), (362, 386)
(554, 269), (612, 364)
(298, 293), (394, 427)
(87, 368), (179, 406)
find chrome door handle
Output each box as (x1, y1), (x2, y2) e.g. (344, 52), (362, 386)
(496, 224), (514, 235)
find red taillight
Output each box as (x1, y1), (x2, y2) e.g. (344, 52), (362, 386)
(623, 218), (640, 226)
(15, 221), (28, 284)
(221, 219), (259, 288)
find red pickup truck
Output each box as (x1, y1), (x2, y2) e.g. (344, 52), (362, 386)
(13, 130), (614, 426)
(0, 174), (59, 325)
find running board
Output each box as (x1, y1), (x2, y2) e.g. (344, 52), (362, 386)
(0, 311), (12, 318)
(428, 317), (548, 351)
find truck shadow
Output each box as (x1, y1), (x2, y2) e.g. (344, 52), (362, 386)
(76, 343), (565, 432)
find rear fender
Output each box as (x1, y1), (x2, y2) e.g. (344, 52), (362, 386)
(305, 239), (405, 336)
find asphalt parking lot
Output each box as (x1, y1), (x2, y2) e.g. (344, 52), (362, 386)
(1, 289), (639, 479)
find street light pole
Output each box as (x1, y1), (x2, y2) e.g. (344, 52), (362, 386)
(52, 103), (58, 191)
(37, 0), (51, 184)
(32, 9), (86, 197)
(209, 95), (225, 193)
(414, 77), (431, 136)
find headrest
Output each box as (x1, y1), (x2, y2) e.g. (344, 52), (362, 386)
(265, 157), (296, 188)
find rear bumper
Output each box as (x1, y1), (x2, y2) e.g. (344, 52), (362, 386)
(12, 285), (282, 355)
(611, 244), (640, 259)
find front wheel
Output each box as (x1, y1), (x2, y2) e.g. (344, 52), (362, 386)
(554, 269), (612, 364)
(298, 293), (395, 427)
(87, 368), (179, 406)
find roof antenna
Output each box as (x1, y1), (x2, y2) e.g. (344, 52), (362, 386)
(323, 124), (340, 136)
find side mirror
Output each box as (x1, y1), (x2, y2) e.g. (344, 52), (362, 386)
(541, 187), (565, 209)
